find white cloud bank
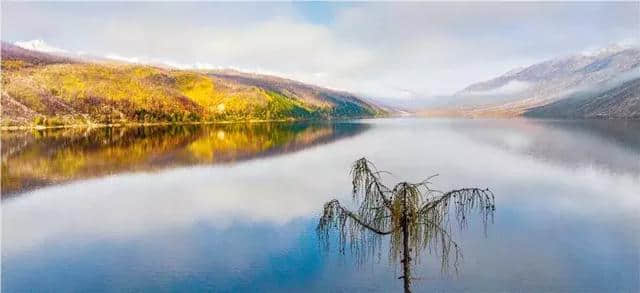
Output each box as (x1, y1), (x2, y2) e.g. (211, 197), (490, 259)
(468, 80), (532, 96)
(3, 2), (639, 99)
(14, 39), (68, 53)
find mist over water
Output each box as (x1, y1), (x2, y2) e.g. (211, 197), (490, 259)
(2, 118), (639, 292)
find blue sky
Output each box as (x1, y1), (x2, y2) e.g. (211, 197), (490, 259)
(2, 2), (638, 99)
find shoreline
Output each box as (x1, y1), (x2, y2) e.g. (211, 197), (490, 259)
(416, 109), (640, 121)
(3, 114), (637, 131)
(0, 116), (386, 131)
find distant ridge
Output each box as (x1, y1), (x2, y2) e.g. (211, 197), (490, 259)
(422, 45), (640, 119)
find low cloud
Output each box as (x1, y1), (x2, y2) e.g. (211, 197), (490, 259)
(3, 2), (638, 99)
(468, 80), (532, 96)
(14, 39), (67, 53)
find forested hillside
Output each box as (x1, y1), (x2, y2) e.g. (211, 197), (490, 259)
(1, 43), (385, 128)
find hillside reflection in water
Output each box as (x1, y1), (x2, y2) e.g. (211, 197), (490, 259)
(2, 118), (638, 292)
(1, 122), (369, 197)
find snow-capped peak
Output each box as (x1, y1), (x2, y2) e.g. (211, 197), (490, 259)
(14, 39), (68, 54)
(580, 42), (636, 57)
(503, 66), (526, 77)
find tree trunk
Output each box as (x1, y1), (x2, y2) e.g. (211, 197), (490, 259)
(402, 190), (412, 293)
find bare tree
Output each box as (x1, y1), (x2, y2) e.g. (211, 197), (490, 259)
(318, 158), (495, 293)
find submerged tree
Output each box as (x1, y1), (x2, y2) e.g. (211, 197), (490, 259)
(318, 158), (495, 293)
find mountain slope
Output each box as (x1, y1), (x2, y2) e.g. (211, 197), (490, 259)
(209, 70), (386, 118)
(1, 42), (77, 66)
(431, 45), (640, 118)
(524, 77), (640, 119)
(1, 43), (385, 128)
(458, 46), (639, 101)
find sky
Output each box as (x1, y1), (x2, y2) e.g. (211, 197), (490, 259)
(2, 2), (638, 99)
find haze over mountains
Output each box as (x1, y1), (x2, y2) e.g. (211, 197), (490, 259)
(2, 40), (639, 127)
(1, 42), (386, 128)
(420, 45), (640, 119)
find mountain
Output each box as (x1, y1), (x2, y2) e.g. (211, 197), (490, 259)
(425, 45), (640, 119)
(208, 69), (389, 117)
(524, 77), (640, 119)
(1, 42), (76, 65)
(1, 43), (386, 128)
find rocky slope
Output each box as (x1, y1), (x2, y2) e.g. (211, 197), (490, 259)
(1, 43), (385, 128)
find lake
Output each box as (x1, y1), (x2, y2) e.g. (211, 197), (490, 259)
(2, 118), (639, 292)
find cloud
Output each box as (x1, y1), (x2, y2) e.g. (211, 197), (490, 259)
(14, 39), (67, 53)
(104, 53), (140, 64)
(2, 2), (638, 99)
(467, 80), (532, 96)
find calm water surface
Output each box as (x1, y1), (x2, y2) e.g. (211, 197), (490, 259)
(2, 118), (639, 292)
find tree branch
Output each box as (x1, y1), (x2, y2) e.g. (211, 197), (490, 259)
(352, 158), (393, 207)
(328, 199), (395, 235)
(418, 188), (492, 215)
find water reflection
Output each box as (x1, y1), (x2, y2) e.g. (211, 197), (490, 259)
(2, 118), (638, 292)
(444, 119), (640, 175)
(1, 122), (369, 197)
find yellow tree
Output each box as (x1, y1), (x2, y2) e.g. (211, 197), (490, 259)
(318, 158), (495, 293)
